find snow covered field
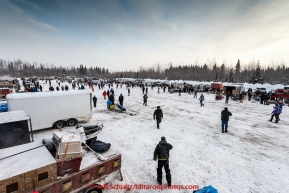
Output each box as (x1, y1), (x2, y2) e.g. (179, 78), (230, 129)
(22, 80), (289, 192)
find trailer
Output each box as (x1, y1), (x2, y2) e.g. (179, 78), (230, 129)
(210, 82), (223, 92)
(223, 84), (244, 96)
(0, 138), (121, 193)
(0, 110), (33, 149)
(6, 90), (92, 131)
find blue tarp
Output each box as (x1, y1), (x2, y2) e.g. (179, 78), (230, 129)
(0, 103), (8, 112)
(194, 185), (218, 193)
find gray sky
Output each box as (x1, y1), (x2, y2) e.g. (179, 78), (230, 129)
(1, 0), (289, 71)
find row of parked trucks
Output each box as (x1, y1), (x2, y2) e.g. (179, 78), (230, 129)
(0, 91), (122, 193)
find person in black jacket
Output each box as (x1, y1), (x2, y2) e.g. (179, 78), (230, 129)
(260, 92), (264, 104)
(153, 106), (163, 129)
(109, 94), (115, 105)
(93, 95), (97, 108)
(118, 93), (124, 106)
(263, 92), (268, 105)
(225, 91), (230, 103)
(153, 136), (173, 186)
(221, 107), (232, 133)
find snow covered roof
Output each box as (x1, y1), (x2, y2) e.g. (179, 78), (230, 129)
(0, 110), (30, 124)
(6, 90), (91, 100)
(0, 142), (56, 181)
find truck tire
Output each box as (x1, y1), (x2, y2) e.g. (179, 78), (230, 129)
(42, 138), (55, 151)
(83, 184), (103, 193)
(67, 118), (77, 126)
(54, 121), (65, 129)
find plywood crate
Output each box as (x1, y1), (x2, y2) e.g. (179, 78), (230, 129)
(0, 163), (57, 193)
(0, 142), (57, 192)
(36, 163), (57, 188)
(0, 179), (12, 193)
(12, 174), (25, 192)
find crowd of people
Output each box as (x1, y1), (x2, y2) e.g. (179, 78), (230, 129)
(15, 77), (287, 187)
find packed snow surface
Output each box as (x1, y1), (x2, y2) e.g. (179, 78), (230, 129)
(15, 80), (289, 192)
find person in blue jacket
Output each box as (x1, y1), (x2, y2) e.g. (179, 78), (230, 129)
(199, 94), (204, 106)
(270, 103), (280, 123)
(278, 101), (284, 121)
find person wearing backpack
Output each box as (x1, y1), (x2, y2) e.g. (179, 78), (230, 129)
(153, 136), (173, 186)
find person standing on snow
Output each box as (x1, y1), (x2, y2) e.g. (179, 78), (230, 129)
(128, 88), (130, 96)
(103, 91), (107, 99)
(269, 103), (280, 123)
(199, 94), (204, 106)
(260, 92), (264, 104)
(142, 86), (145, 94)
(263, 92), (268, 105)
(178, 88), (181, 96)
(153, 106), (163, 129)
(194, 90), (197, 98)
(153, 136), (173, 186)
(109, 94), (115, 105)
(225, 91), (230, 104)
(143, 94), (148, 106)
(93, 95), (97, 108)
(278, 101), (284, 121)
(119, 93), (124, 106)
(221, 107), (232, 133)
(146, 87), (148, 94)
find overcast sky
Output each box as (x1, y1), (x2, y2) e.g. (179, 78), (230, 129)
(1, 0), (289, 71)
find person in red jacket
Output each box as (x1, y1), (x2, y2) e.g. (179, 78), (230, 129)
(103, 91), (107, 99)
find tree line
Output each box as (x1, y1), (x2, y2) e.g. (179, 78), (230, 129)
(0, 59), (109, 78)
(1, 58), (289, 85)
(113, 60), (289, 85)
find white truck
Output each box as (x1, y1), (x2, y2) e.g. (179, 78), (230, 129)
(6, 90), (92, 131)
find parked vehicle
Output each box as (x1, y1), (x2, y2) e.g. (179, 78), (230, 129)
(0, 88), (15, 98)
(145, 82), (152, 86)
(284, 86), (289, 93)
(0, 110), (33, 149)
(223, 84), (244, 96)
(255, 87), (266, 94)
(210, 82), (223, 92)
(6, 90), (92, 131)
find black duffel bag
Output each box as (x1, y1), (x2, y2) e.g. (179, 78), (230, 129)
(87, 137), (111, 153)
